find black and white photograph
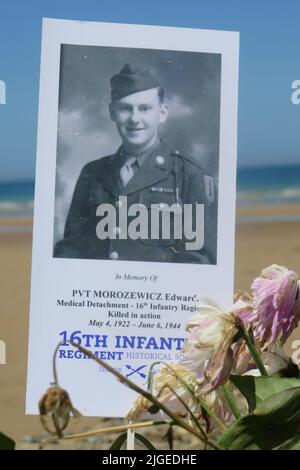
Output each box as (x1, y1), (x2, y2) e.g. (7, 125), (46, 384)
(53, 45), (221, 264)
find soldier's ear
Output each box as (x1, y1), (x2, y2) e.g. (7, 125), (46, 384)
(159, 103), (168, 124)
(109, 102), (116, 122)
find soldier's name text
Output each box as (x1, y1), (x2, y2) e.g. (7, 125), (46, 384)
(70, 288), (198, 302)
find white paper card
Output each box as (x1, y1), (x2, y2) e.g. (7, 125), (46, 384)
(26, 18), (239, 416)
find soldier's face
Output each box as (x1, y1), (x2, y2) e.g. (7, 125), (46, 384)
(109, 88), (168, 150)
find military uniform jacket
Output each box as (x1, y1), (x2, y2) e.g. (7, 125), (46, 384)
(54, 141), (217, 264)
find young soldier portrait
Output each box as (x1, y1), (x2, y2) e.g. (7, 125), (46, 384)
(54, 63), (218, 264)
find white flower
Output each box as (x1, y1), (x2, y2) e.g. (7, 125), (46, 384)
(183, 299), (244, 392)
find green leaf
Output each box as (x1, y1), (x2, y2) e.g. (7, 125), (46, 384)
(108, 431), (157, 450)
(109, 432), (127, 450)
(134, 433), (157, 450)
(218, 386), (300, 450)
(275, 437), (300, 450)
(0, 432), (15, 450)
(230, 375), (300, 412)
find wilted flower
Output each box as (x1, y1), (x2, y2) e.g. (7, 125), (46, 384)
(232, 340), (252, 375)
(251, 264), (300, 348)
(152, 364), (201, 417)
(127, 394), (154, 421)
(127, 363), (202, 422)
(233, 291), (255, 325)
(127, 364), (201, 421)
(201, 387), (233, 429)
(182, 299), (245, 392)
(127, 363), (231, 433)
(39, 386), (81, 436)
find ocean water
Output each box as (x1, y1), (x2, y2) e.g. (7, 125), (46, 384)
(237, 165), (300, 206)
(0, 181), (34, 217)
(0, 164), (300, 218)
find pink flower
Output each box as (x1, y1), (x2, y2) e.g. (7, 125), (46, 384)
(251, 264), (300, 348)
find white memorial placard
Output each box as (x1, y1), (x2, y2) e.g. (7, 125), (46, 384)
(26, 18), (239, 416)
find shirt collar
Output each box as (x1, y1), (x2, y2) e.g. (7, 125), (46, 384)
(119, 137), (160, 168)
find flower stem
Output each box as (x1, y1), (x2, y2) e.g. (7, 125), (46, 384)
(63, 420), (172, 440)
(52, 343), (61, 386)
(69, 341), (224, 450)
(241, 329), (268, 376)
(39, 420), (173, 448)
(222, 383), (241, 420)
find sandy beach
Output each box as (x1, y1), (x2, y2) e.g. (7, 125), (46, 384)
(1, 205), (300, 448)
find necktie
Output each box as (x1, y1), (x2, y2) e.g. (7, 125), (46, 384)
(120, 157), (138, 186)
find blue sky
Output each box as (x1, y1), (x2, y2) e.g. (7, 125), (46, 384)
(0, 0), (299, 181)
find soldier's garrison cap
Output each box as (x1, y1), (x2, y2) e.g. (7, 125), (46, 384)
(110, 63), (160, 101)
